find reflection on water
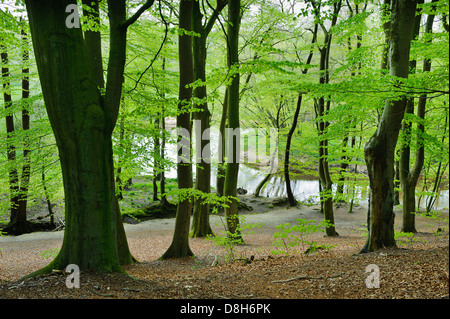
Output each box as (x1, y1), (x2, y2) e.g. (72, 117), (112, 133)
(235, 165), (448, 210)
(144, 128), (449, 210)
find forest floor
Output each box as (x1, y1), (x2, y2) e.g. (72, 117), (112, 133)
(0, 196), (448, 300)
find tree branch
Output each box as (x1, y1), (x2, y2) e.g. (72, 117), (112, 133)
(121, 0), (156, 29)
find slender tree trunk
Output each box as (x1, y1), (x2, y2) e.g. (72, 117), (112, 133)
(285, 94), (303, 206)
(116, 117), (125, 200)
(191, 2), (211, 237)
(41, 165), (55, 228)
(153, 116), (160, 201)
(336, 133), (349, 198)
(312, 0), (341, 236)
(161, 0), (195, 259)
(217, 87), (228, 197)
(285, 23), (318, 206)
(223, 0), (242, 240)
(254, 173), (271, 198)
(394, 158), (400, 205)
(160, 58), (169, 207)
(400, 0), (434, 232)
(15, 25), (33, 235)
(362, 0), (418, 253)
(191, 0), (226, 237)
(380, 0), (391, 72)
(1, 45), (20, 226)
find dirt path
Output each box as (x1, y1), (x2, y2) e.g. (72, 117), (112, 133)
(0, 200), (448, 299)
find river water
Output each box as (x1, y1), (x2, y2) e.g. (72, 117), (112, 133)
(141, 126), (449, 210)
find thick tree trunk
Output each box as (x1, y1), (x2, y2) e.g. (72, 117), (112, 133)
(362, 0), (418, 252)
(161, 0), (195, 259)
(24, 0), (137, 274)
(223, 0), (242, 241)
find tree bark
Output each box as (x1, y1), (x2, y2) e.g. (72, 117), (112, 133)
(361, 0), (418, 253)
(399, 0), (434, 232)
(311, 0), (341, 236)
(23, 0), (149, 274)
(26, 0), (122, 272)
(1, 45), (20, 227)
(161, 0), (195, 259)
(284, 94), (302, 206)
(190, 0), (226, 237)
(217, 87), (228, 197)
(285, 24), (318, 206)
(223, 0), (242, 240)
(15, 25), (33, 235)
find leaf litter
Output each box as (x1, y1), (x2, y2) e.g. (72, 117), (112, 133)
(0, 202), (448, 299)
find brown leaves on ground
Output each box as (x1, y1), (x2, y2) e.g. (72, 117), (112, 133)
(0, 204), (448, 299)
(1, 244), (448, 299)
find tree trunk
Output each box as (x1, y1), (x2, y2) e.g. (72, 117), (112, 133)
(41, 165), (55, 228)
(254, 173), (272, 198)
(400, 0), (434, 232)
(361, 0), (418, 253)
(153, 116), (160, 201)
(191, 1), (212, 237)
(15, 25), (33, 235)
(191, 0), (226, 236)
(161, 0), (195, 259)
(25, 0), (121, 272)
(2, 29), (34, 235)
(285, 23), (318, 207)
(116, 117), (125, 200)
(24, 0), (143, 274)
(1, 46), (20, 227)
(223, 0), (242, 241)
(312, 0), (341, 237)
(380, 0), (391, 72)
(160, 58), (169, 208)
(285, 94), (302, 206)
(217, 87), (228, 197)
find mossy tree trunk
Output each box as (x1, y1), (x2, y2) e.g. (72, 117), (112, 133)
(24, 0), (153, 274)
(362, 0), (418, 253)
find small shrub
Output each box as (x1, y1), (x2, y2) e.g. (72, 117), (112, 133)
(394, 231), (427, 247)
(39, 248), (60, 260)
(271, 218), (335, 256)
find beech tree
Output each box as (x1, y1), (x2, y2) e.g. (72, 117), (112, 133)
(223, 0), (242, 240)
(161, 0), (195, 259)
(399, 0), (437, 232)
(362, 0), (418, 253)
(191, 0), (228, 238)
(24, 0), (154, 275)
(310, 0), (341, 236)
